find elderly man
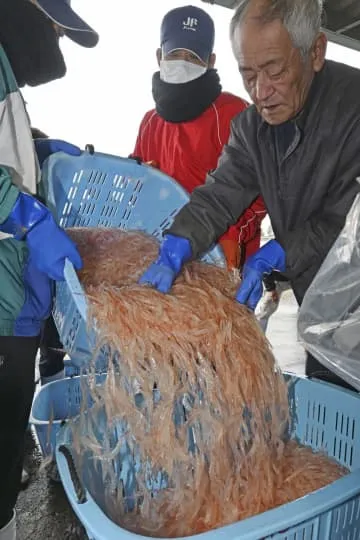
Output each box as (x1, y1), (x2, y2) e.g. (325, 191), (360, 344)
(140, 0), (360, 390)
(0, 1), (98, 537)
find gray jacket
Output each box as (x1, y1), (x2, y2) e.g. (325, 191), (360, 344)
(168, 60), (360, 303)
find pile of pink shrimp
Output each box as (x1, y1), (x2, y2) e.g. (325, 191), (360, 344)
(67, 228), (347, 537)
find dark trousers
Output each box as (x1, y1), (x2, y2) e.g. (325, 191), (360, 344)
(0, 336), (39, 529)
(39, 316), (65, 378)
(305, 352), (356, 391)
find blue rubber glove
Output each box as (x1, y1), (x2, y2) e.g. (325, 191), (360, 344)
(236, 240), (286, 311)
(139, 234), (192, 293)
(0, 193), (82, 281)
(34, 138), (81, 168)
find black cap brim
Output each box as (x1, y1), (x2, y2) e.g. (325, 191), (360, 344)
(36, 0), (99, 48)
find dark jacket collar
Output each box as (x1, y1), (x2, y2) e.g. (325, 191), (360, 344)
(295, 62), (328, 131)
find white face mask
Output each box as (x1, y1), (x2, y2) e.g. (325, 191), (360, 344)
(160, 59), (207, 84)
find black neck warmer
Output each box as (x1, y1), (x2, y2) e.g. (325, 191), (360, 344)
(152, 68), (222, 123)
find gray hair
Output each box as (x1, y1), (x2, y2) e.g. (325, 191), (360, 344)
(230, 0), (324, 59)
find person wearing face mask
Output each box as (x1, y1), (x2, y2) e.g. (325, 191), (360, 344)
(0, 1), (98, 538)
(132, 5), (266, 271)
(139, 0), (360, 391)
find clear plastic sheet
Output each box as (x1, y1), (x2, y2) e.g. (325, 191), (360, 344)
(298, 192), (360, 391)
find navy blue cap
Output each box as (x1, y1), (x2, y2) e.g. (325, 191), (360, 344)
(36, 0), (99, 48)
(160, 5), (215, 63)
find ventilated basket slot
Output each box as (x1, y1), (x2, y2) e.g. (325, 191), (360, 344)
(332, 497), (360, 535)
(303, 400), (327, 450)
(73, 170), (83, 186)
(335, 411), (356, 439)
(152, 208), (180, 238)
(278, 519), (317, 539)
(65, 383), (83, 418)
(63, 311), (81, 352)
(62, 201), (72, 218)
(333, 411), (356, 468)
(68, 185), (78, 200)
(332, 497), (360, 534)
(298, 396), (357, 470)
(114, 175), (129, 190)
(333, 438), (354, 469)
(88, 169), (107, 186)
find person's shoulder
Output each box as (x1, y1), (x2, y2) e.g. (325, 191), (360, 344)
(327, 59), (360, 80)
(137, 108), (159, 132)
(230, 100), (259, 133)
(215, 91), (249, 113)
(320, 60), (360, 123)
(213, 92), (252, 130)
(140, 108), (157, 123)
(326, 60), (360, 98)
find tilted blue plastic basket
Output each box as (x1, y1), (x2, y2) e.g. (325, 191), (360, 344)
(30, 374), (107, 457)
(55, 374), (360, 540)
(42, 150), (225, 368)
(64, 357), (81, 378)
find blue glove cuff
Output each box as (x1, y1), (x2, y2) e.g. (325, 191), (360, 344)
(248, 240), (286, 275)
(0, 192), (82, 281)
(158, 234), (192, 273)
(0, 193), (48, 240)
(236, 240), (286, 311)
(235, 267), (264, 311)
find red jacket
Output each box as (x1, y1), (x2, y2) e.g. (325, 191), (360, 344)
(133, 92), (266, 263)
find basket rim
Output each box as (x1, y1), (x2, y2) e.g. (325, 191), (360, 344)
(56, 446), (360, 540)
(30, 374), (105, 426)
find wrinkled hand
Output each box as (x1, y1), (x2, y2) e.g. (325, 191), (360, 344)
(236, 240), (286, 310)
(145, 160), (159, 169)
(139, 234), (192, 293)
(34, 138), (81, 168)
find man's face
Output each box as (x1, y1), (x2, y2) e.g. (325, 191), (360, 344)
(235, 18), (326, 124)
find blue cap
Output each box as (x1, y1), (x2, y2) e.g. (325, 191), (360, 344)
(160, 5), (215, 63)
(36, 0), (99, 48)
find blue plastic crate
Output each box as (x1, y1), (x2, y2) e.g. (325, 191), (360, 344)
(42, 151), (225, 368)
(64, 358), (81, 378)
(30, 374), (106, 457)
(55, 374), (360, 540)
